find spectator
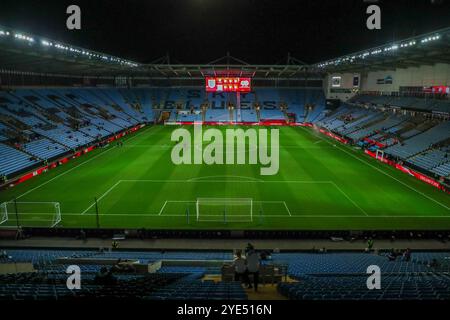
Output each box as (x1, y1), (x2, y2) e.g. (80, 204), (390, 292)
(15, 226), (24, 240)
(245, 243), (254, 255)
(403, 248), (411, 262)
(138, 228), (146, 240)
(78, 229), (87, 242)
(232, 250), (250, 288)
(387, 248), (397, 261)
(0, 250), (11, 260)
(246, 247), (261, 292)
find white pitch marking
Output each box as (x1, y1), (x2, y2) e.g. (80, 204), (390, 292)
(12, 126), (152, 202)
(120, 179), (334, 184)
(11, 212), (450, 218)
(301, 127), (450, 211)
(158, 201), (168, 216)
(283, 201), (292, 216)
(331, 182), (369, 217)
(81, 180), (122, 214)
(188, 175), (264, 182)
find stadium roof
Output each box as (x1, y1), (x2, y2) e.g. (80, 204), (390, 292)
(0, 24), (143, 77)
(0, 25), (317, 80)
(313, 27), (450, 73)
(1, 24), (449, 79)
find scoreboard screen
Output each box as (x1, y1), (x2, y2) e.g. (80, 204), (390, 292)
(205, 77), (251, 93)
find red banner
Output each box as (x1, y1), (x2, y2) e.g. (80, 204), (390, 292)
(423, 86), (450, 94)
(364, 138), (386, 148)
(319, 129), (349, 144)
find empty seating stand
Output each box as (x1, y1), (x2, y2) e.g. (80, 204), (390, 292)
(23, 139), (69, 160)
(0, 143), (40, 176)
(205, 109), (230, 122)
(239, 109), (258, 122)
(385, 122), (450, 160)
(278, 274), (450, 300)
(1, 249), (449, 301)
(259, 108), (285, 120)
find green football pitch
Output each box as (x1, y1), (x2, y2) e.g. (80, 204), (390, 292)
(1, 125), (449, 230)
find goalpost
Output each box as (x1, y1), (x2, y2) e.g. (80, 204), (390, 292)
(0, 201), (61, 228)
(196, 198), (253, 223)
(376, 149), (385, 161)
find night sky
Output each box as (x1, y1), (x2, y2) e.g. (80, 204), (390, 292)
(0, 0), (449, 64)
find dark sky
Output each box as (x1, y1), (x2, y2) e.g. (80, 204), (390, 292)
(0, 0), (449, 64)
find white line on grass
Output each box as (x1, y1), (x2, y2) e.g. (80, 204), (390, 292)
(188, 175), (264, 182)
(155, 200), (291, 217)
(158, 201), (168, 215)
(81, 180), (122, 214)
(12, 127), (152, 202)
(331, 182), (369, 217)
(81, 180), (331, 218)
(19, 213), (450, 218)
(301, 127), (450, 211)
(283, 201), (292, 216)
(13, 147), (116, 202)
(120, 179), (334, 184)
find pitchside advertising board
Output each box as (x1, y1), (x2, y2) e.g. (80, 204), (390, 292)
(423, 85), (450, 94)
(205, 77), (252, 93)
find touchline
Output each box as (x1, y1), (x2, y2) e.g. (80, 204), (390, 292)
(170, 125), (280, 176)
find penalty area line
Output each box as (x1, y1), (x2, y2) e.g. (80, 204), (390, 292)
(283, 201), (292, 217)
(158, 201), (168, 216)
(23, 212), (450, 218)
(81, 180), (122, 214)
(43, 213), (450, 218)
(331, 181), (369, 217)
(301, 127), (450, 212)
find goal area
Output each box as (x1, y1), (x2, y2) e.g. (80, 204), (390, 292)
(196, 198), (253, 222)
(0, 201), (61, 228)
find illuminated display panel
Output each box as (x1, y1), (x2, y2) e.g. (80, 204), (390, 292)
(205, 77), (251, 92)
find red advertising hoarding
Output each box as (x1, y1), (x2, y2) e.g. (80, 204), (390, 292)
(205, 77), (251, 93)
(423, 86), (450, 94)
(364, 150), (448, 193)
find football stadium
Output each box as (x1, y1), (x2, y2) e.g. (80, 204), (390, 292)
(1, 0), (450, 307)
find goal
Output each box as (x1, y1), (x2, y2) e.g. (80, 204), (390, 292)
(196, 198), (253, 223)
(0, 202), (7, 225)
(0, 201), (61, 228)
(376, 149), (385, 161)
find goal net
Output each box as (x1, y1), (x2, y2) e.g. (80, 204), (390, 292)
(0, 201), (61, 228)
(196, 198), (253, 223)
